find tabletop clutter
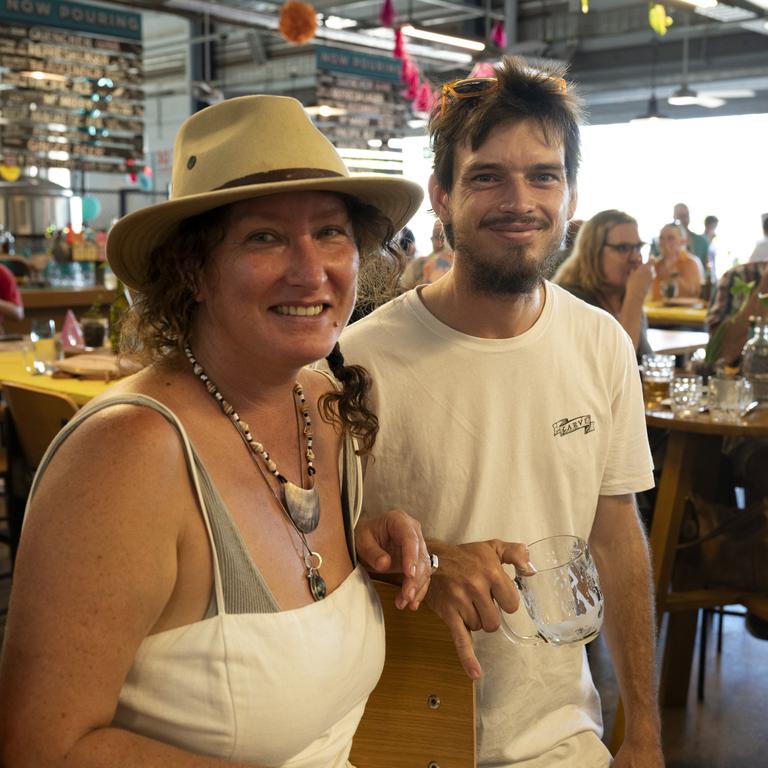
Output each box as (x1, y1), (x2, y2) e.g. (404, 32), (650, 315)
(640, 313), (768, 421)
(19, 281), (135, 380)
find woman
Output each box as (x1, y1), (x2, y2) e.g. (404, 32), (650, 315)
(0, 96), (431, 767)
(554, 209), (654, 359)
(650, 222), (703, 300)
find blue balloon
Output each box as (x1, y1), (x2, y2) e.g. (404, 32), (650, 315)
(82, 195), (102, 222)
(138, 172), (154, 192)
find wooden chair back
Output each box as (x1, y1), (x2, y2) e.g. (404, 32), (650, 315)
(350, 579), (476, 768)
(1, 382), (79, 468)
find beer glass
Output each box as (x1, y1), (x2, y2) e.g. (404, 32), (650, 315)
(499, 535), (604, 647)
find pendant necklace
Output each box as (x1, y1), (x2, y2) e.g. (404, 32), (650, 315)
(184, 345), (326, 601)
(184, 345), (320, 533)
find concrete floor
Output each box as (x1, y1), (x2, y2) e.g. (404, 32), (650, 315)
(2, 538), (767, 764)
(590, 610), (768, 766)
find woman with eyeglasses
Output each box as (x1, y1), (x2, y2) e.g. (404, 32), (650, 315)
(554, 209), (654, 359)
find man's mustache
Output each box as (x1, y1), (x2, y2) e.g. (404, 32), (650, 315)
(480, 215), (549, 229)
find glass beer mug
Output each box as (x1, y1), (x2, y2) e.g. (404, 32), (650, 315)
(499, 535), (604, 647)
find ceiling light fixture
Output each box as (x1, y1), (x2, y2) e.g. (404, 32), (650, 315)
(304, 105), (347, 118)
(323, 15), (357, 29)
(677, 0), (718, 7)
(632, 40), (669, 122)
(668, 85), (725, 108)
(400, 24), (486, 52)
(631, 94), (669, 122)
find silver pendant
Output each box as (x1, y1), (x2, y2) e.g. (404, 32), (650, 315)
(283, 481), (320, 533)
(304, 551), (326, 601)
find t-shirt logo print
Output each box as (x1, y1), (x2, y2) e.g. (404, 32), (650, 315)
(552, 415), (595, 437)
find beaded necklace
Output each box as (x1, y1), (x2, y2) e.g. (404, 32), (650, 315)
(184, 345), (326, 600)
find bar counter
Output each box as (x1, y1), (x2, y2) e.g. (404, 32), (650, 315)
(7, 286), (117, 334)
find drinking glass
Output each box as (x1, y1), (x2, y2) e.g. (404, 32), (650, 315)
(29, 319), (59, 374)
(641, 353), (675, 410)
(708, 376), (753, 423)
(81, 317), (108, 348)
(670, 374), (704, 418)
(499, 535), (604, 647)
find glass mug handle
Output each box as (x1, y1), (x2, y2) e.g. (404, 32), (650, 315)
(496, 576), (547, 646)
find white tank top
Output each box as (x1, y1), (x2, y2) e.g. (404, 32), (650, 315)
(38, 395), (385, 767)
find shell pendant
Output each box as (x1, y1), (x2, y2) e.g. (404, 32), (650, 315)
(283, 481), (320, 533)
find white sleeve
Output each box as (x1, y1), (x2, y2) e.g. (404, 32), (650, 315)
(600, 331), (655, 496)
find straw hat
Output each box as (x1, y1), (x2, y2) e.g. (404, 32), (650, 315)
(107, 95), (424, 289)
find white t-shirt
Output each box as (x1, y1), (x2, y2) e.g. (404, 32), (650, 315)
(749, 237), (768, 263)
(341, 282), (654, 767)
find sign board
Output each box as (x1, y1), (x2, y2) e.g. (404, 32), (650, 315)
(315, 46), (408, 152)
(0, 0), (144, 173)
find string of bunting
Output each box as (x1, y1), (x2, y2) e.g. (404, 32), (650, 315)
(379, 0), (435, 114)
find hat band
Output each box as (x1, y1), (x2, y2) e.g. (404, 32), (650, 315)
(215, 168), (345, 191)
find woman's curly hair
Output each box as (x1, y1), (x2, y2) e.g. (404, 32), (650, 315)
(119, 194), (400, 454)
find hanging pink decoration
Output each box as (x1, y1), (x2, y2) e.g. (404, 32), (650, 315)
(379, 0), (395, 28)
(414, 81), (435, 113)
(490, 20), (506, 49)
(402, 58), (419, 100)
(469, 62), (497, 78)
(394, 26), (405, 59)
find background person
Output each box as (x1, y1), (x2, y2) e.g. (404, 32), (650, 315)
(651, 222), (703, 300)
(674, 201), (710, 274)
(749, 213), (768, 263)
(0, 95), (432, 768)
(342, 58), (661, 768)
(554, 209), (654, 359)
(401, 219), (453, 288)
(0, 261), (23, 332)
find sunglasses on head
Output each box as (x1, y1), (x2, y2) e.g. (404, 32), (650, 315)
(439, 73), (568, 116)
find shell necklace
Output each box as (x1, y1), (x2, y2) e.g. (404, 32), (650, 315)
(184, 345), (326, 601)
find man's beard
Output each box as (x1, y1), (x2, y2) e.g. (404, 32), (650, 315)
(447, 217), (565, 297)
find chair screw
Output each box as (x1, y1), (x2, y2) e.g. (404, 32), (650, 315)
(427, 694), (441, 709)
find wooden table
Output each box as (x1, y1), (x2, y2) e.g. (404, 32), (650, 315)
(646, 328), (709, 356)
(0, 349), (115, 405)
(645, 406), (768, 707)
(644, 302), (708, 330)
(0, 348), (118, 563)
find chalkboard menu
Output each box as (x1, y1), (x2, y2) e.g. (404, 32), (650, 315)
(315, 47), (408, 150)
(0, 0), (143, 174)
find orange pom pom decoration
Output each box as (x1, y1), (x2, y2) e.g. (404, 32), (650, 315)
(279, 1), (317, 44)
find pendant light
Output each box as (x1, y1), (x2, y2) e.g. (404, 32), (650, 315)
(631, 40), (669, 122)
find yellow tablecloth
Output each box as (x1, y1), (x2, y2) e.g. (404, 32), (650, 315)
(0, 351), (116, 405)
(643, 302), (708, 329)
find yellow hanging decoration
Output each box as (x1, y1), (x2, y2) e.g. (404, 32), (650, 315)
(0, 164), (21, 182)
(581, 0), (589, 13)
(648, 2), (673, 36)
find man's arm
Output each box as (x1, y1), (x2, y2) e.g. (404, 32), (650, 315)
(589, 493), (663, 767)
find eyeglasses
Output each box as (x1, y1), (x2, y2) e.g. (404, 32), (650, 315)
(440, 73), (568, 116)
(603, 242), (646, 255)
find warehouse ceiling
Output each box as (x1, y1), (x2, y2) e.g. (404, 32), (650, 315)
(125, 0), (768, 124)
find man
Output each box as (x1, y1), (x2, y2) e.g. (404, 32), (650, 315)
(674, 202), (711, 276)
(707, 258), (768, 363)
(703, 215), (718, 245)
(748, 213), (768, 263)
(342, 58), (662, 767)
(401, 219), (453, 288)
